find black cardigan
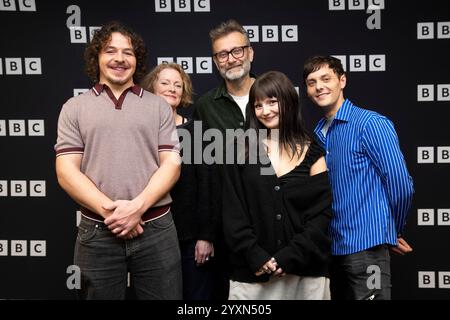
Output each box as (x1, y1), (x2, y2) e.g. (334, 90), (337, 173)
(221, 141), (332, 283)
(170, 118), (220, 242)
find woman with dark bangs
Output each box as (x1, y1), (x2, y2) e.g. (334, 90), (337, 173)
(222, 71), (332, 300)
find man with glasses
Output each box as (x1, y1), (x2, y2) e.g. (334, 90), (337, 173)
(192, 19), (255, 300)
(193, 19), (255, 133)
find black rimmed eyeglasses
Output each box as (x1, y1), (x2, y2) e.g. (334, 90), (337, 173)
(213, 46), (249, 63)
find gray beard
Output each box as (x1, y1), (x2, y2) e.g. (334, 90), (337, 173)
(221, 60), (251, 81)
(225, 67), (245, 81)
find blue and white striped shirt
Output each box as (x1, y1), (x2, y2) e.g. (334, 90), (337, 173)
(314, 99), (414, 255)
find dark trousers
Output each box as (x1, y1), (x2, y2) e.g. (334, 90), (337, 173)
(211, 237), (230, 300)
(330, 245), (391, 300)
(180, 240), (216, 300)
(75, 213), (182, 300)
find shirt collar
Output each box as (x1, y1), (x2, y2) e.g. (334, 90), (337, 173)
(213, 73), (257, 100)
(314, 99), (354, 144)
(213, 81), (229, 100)
(92, 83), (144, 98)
(333, 99), (353, 122)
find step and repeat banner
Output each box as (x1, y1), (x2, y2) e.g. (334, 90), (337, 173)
(1, 0), (449, 299)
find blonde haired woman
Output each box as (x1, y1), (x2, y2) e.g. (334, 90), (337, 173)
(141, 63), (219, 300)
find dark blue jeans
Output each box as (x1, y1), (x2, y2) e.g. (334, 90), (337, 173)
(330, 245), (391, 300)
(74, 212), (182, 300)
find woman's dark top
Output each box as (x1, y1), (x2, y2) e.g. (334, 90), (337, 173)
(222, 139), (332, 283)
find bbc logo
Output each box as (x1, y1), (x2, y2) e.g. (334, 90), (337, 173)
(0, 119), (45, 136)
(157, 57), (212, 74)
(417, 84), (450, 101)
(244, 25), (298, 43)
(333, 54), (386, 72)
(0, 240), (46, 257)
(0, 57), (42, 75)
(418, 271), (450, 289)
(154, 0), (210, 12)
(417, 209), (450, 226)
(328, 0), (385, 10)
(417, 146), (450, 163)
(417, 22), (450, 39)
(0, 180), (46, 197)
(69, 26), (101, 43)
(0, 0), (36, 11)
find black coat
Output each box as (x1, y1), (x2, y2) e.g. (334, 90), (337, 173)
(171, 118), (220, 242)
(221, 140), (332, 283)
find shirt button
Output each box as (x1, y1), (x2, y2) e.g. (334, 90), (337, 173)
(239, 122), (244, 126)
(274, 185), (280, 191)
(277, 239), (282, 246)
(276, 214), (282, 221)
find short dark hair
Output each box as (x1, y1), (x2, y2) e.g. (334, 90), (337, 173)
(247, 71), (312, 158)
(84, 21), (147, 84)
(209, 19), (250, 46)
(303, 55), (345, 84)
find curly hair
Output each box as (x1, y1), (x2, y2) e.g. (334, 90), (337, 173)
(140, 63), (193, 107)
(84, 21), (147, 84)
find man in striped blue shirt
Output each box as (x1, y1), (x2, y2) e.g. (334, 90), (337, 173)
(303, 55), (414, 300)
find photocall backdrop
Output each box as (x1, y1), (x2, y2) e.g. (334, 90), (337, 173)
(0, 0), (449, 299)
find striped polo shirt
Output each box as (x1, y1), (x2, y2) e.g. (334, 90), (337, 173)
(315, 99), (414, 255)
(55, 84), (179, 207)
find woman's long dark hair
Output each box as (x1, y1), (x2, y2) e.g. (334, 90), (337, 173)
(247, 71), (312, 159)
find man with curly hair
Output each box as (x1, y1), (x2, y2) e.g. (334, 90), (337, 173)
(55, 21), (182, 299)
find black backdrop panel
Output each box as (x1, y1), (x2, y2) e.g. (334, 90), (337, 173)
(1, 0), (449, 299)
